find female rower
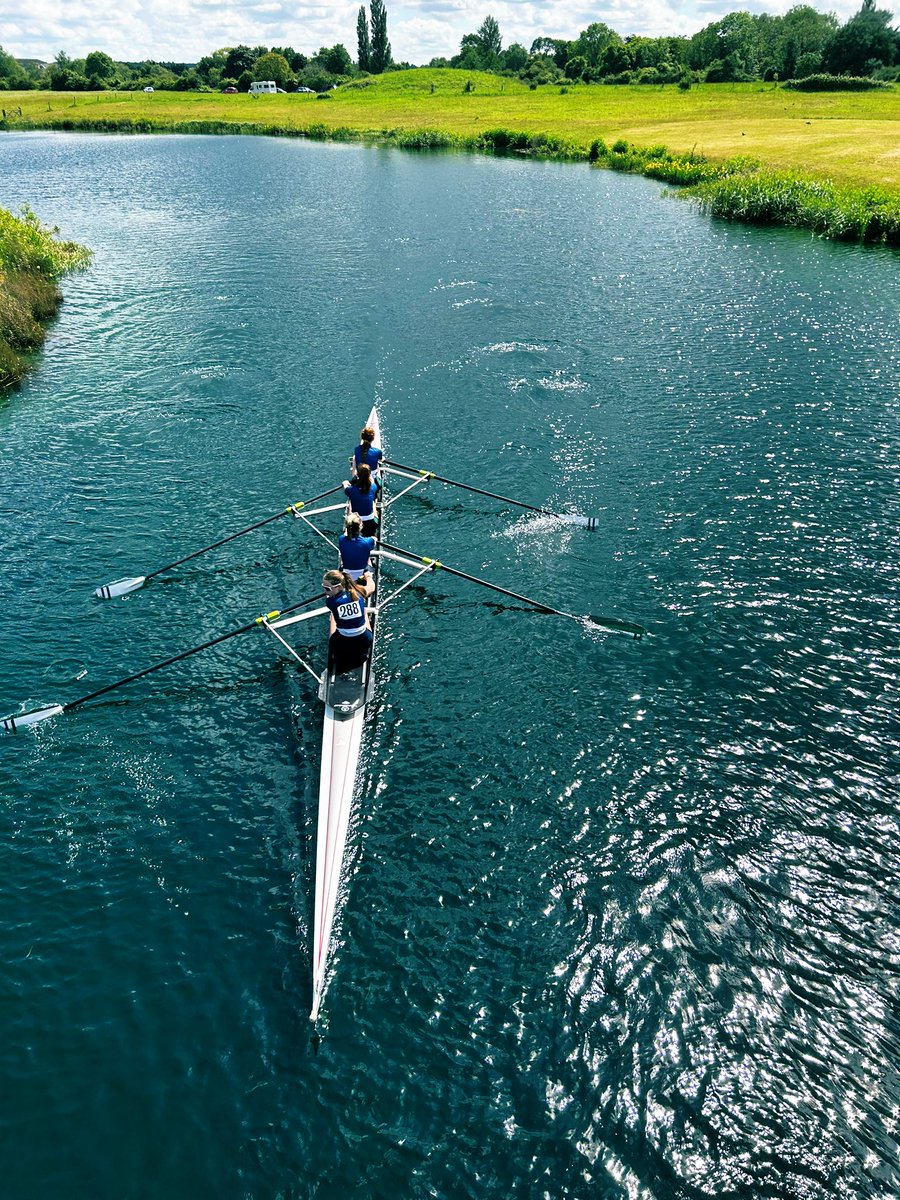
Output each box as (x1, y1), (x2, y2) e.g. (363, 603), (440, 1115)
(343, 463), (381, 537)
(339, 513), (375, 583)
(352, 425), (383, 475)
(322, 569), (373, 672)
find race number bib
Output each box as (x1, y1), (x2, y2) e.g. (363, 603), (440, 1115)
(337, 600), (362, 621)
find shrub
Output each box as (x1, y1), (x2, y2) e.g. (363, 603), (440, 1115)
(784, 73), (890, 91)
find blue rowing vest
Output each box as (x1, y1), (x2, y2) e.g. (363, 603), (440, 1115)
(326, 589), (368, 636)
(354, 444), (383, 473)
(344, 478), (380, 521)
(339, 533), (375, 573)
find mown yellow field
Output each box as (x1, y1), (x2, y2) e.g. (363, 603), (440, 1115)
(4, 70), (899, 191)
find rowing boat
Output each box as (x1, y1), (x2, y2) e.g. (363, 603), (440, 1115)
(5, 407), (644, 1026)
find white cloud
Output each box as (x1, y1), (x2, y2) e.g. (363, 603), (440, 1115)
(0, 0), (885, 65)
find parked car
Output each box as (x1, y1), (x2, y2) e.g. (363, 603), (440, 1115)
(296, 86), (314, 93)
(222, 86), (238, 93)
(143, 86), (154, 93)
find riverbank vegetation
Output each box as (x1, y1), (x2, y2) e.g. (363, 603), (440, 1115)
(1, 0), (897, 246)
(2, 72), (898, 244)
(0, 206), (91, 388)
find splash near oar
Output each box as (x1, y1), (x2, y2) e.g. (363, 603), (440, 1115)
(94, 484), (346, 598)
(383, 460), (599, 528)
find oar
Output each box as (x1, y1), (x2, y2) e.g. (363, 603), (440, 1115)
(95, 484), (345, 598)
(1, 591), (324, 734)
(380, 542), (644, 639)
(383, 460), (599, 529)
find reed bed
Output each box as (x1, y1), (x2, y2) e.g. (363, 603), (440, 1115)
(0, 206), (91, 388)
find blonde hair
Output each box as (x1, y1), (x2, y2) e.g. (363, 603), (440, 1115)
(323, 568), (366, 600)
(344, 513), (363, 537)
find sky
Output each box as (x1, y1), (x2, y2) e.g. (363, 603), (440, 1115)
(0, 0), (888, 67)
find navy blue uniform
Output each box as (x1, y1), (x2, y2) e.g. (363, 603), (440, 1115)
(344, 477), (380, 535)
(326, 585), (372, 671)
(353, 443), (383, 473)
(339, 533), (375, 579)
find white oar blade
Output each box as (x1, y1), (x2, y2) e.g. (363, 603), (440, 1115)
(2, 704), (64, 734)
(563, 514), (599, 530)
(94, 576), (146, 599)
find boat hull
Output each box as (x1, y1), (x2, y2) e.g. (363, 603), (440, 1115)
(310, 405), (382, 1021)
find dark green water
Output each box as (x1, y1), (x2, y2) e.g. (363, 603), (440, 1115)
(1, 132), (898, 1199)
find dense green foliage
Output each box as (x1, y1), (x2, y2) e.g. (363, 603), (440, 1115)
(0, 0), (896, 94)
(0, 206), (91, 387)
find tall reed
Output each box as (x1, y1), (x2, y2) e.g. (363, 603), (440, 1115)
(0, 206), (91, 389)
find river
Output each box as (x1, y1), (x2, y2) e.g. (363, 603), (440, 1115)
(0, 131), (898, 1199)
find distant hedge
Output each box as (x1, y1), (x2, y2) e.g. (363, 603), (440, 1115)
(784, 74), (892, 91)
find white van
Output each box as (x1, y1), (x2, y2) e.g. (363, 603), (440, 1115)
(249, 80), (277, 95)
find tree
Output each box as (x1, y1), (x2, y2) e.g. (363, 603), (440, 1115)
(823, 0), (899, 73)
(477, 15), (502, 61)
(173, 69), (203, 91)
(501, 43), (528, 72)
(357, 7), (370, 71)
(598, 42), (632, 76)
(775, 6), (837, 79)
(0, 45), (30, 88)
(271, 46), (306, 71)
(84, 50), (116, 82)
(529, 37), (568, 69)
(196, 49), (228, 85)
(224, 45), (257, 80)
(565, 55), (588, 80)
(369, 0), (392, 73)
(571, 22), (620, 67)
(252, 51), (295, 88)
(316, 44), (352, 76)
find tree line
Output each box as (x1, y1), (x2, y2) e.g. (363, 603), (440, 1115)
(0, 0), (897, 94)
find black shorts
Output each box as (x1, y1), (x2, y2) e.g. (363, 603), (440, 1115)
(329, 629), (373, 673)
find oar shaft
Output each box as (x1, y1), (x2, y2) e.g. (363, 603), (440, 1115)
(64, 591), (323, 713)
(384, 460), (559, 519)
(146, 485), (345, 581)
(380, 542), (644, 639)
(381, 543), (566, 616)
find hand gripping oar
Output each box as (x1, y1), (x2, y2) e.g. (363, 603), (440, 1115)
(380, 542), (644, 639)
(1, 590), (324, 734)
(95, 484), (345, 598)
(383, 460), (599, 529)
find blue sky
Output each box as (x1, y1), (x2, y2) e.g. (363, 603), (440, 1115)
(0, 0), (885, 66)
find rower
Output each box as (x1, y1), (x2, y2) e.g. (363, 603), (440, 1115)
(351, 425), (383, 476)
(343, 463), (380, 537)
(322, 569), (373, 673)
(339, 513), (375, 584)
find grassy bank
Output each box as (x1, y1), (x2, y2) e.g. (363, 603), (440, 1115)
(2, 70), (899, 243)
(0, 206), (91, 388)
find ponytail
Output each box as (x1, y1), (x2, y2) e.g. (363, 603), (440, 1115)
(355, 463), (373, 494)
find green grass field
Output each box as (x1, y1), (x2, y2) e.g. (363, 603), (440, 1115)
(4, 70), (899, 191)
